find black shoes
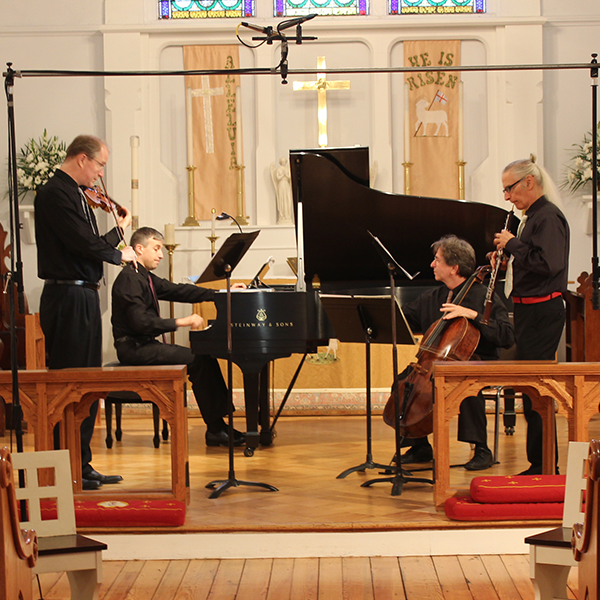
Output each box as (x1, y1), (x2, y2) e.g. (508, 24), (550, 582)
(517, 464), (560, 476)
(399, 444), (434, 464)
(82, 478), (102, 490)
(83, 468), (123, 485)
(205, 428), (246, 447)
(464, 446), (494, 471)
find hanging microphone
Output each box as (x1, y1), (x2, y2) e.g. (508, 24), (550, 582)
(216, 212), (243, 234)
(241, 22), (272, 34)
(277, 13), (317, 32)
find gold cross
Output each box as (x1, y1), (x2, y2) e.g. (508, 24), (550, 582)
(292, 56), (351, 148)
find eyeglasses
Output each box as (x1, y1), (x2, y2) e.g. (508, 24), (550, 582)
(502, 177), (525, 195)
(86, 155), (107, 170)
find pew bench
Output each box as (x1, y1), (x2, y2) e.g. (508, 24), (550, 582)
(431, 361), (600, 509)
(0, 365), (189, 504)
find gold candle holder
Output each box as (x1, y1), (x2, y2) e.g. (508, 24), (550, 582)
(402, 162), (413, 195)
(164, 242), (180, 344)
(233, 163), (249, 225)
(457, 160), (467, 200)
(207, 235), (219, 257)
(183, 165), (199, 226)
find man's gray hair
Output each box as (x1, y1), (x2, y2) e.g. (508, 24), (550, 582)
(431, 235), (476, 278)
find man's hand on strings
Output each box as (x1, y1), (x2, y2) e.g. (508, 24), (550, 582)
(117, 205), (132, 231)
(440, 303), (478, 321)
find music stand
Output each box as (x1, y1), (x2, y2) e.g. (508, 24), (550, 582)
(319, 295), (416, 479)
(198, 231), (278, 498)
(361, 232), (434, 496)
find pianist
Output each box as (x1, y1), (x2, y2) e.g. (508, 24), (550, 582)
(397, 235), (515, 471)
(111, 226), (246, 447)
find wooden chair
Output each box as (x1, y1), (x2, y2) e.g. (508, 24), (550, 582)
(0, 447), (37, 600)
(572, 439), (600, 600)
(525, 441), (589, 600)
(11, 449), (107, 600)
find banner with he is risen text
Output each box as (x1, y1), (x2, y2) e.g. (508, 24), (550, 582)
(404, 40), (461, 199)
(183, 45), (242, 221)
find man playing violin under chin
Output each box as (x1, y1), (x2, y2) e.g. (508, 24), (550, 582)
(396, 235), (515, 471)
(35, 134), (137, 491)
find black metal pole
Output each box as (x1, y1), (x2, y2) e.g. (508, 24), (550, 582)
(591, 53), (599, 310)
(4, 62), (24, 453)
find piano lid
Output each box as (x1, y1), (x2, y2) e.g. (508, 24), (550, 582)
(290, 148), (516, 290)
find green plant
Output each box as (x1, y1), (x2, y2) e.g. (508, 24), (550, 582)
(562, 122), (600, 193)
(16, 130), (66, 198)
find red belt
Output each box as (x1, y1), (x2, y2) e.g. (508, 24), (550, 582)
(512, 292), (562, 304)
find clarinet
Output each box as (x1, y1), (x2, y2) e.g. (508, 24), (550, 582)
(481, 206), (515, 325)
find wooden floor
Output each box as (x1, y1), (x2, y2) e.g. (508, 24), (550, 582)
(35, 554), (579, 600)
(4, 411), (598, 534)
(4, 410), (592, 599)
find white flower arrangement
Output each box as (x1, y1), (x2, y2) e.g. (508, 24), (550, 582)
(16, 130), (66, 198)
(562, 122), (600, 193)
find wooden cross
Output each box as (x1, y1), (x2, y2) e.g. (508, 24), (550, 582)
(292, 56), (351, 148)
(190, 75), (224, 154)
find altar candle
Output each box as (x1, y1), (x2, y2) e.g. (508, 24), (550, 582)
(458, 81), (464, 161)
(211, 208), (216, 237)
(186, 86), (194, 167)
(404, 83), (410, 162)
(165, 223), (175, 245)
(130, 135), (139, 218)
(236, 85), (244, 166)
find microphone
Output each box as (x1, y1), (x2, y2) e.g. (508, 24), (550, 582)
(277, 13), (317, 32)
(216, 212), (243, 234)
(241, 22), (272, 34)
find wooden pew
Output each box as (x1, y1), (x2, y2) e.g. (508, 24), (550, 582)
(572, 438), (600, 600)
(0, 447), (37, 600)
(0, 365), (189, 504)
(431, 361), (600, 508)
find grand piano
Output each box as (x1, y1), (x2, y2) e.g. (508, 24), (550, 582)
(190, 147), (512, 456)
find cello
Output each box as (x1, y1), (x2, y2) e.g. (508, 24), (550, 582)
(382, 265), (490, 438)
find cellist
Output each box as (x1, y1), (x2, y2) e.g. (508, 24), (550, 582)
(396, 235), (515, 471)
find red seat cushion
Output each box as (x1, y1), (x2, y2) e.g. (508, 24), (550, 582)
(470, 474), (566, 504)
(445, 495), (564, 521)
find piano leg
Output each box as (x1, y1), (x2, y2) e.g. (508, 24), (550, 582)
(242, 365), (274, 457)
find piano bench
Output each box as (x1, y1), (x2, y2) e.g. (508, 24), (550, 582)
(103, 362), (169, 449)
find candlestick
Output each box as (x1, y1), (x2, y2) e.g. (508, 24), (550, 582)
(211, 208), (216, 237)
(402, 161), (413, 195)
(236, 85), (244, 168)
(130, 135), (139, 231)
(186, 86), (194, 167)
(404, 83), (411, 163)
(183, 165), (199, 226)
(233, 164), (249, 225)
(457, 160), (467, 200)
(207, 235), (219, 257)
(164, 223), (175, 245)
(164, 243), (180, 344)
(458, 81), (464, 162)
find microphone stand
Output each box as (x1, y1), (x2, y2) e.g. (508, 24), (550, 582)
(4, 63), (25, 454)
(590, 53), (599, 310)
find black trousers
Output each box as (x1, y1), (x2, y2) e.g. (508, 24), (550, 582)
(116, 339), (229, 428)
(40, 284), (102, 475)
(514, 297), (565, 468)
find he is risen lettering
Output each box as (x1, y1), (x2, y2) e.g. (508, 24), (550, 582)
(406, 51), (458, 91)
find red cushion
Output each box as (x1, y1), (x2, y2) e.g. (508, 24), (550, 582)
(39, 499), (186, 527)
(445, 495), (564, 521)
(470, 475), (566, 504)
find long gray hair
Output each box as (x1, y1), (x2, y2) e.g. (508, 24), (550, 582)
(503, 154), (563, 207)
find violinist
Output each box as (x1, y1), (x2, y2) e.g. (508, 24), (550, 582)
(397, 235), (515, 471)
(34, 134), (137, 491)
(493, 156), (569, 475)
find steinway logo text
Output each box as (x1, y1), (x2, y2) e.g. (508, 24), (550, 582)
(230, 308), (294, 328)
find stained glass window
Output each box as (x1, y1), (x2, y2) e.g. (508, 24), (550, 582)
(158, 0), (255, 19)
(275, 1), (368, 17)
(389, 0), (485, 14)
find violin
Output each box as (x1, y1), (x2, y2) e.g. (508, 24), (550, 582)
(383, 265), (491, 438)
(82, 185), (128, 219)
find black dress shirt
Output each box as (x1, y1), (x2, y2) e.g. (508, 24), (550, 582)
(111, 263), (216, 341)
(402, 278), (515, 361)
(34, 169), (123, 281)
(504, 196), (569, 297)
